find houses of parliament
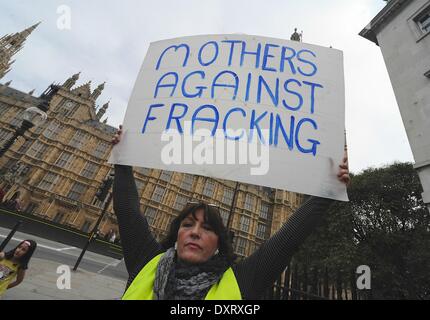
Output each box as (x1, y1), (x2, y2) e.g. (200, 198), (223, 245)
(0, 23), (304, 258)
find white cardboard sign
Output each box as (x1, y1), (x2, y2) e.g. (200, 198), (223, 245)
(109, 34), (348, 201)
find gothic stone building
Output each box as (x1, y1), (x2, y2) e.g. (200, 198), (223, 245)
(0, 23), (304, 258)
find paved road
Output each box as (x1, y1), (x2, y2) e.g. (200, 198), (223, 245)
(0, 226), (128, 281)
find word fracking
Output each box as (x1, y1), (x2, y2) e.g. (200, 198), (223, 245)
(144, 103), (321, 157)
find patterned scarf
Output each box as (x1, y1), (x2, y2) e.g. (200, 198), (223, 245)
(153, 247), (229, 300)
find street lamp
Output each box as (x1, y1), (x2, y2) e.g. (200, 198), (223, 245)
(73, 173), (114, 271)
(0, 101), (48, 158)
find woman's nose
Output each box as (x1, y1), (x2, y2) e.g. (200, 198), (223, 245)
(190, 225), (201, 238)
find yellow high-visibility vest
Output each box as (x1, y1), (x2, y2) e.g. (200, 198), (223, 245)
(122, 253), (242, 300)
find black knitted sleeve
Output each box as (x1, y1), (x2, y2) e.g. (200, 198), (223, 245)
(233, 196), (334, 299)
(113, 164), (163, 286)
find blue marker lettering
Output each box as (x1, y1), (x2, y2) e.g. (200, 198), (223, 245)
(280, 46), (296, 74)
(182, 71), (206, 98)
(191, 104), (219, 136)
(282, 79), (303, 111)
(249, 110), (268, 144)
(211, 70), (239, 100)
(223, 107), (246, 140)
(269, 112), (274, 145)
(221, 40), (243, 66)
(295, 117), (320, 156)
(297, 49), (317, 77)
(245, 72), (252, 102)
(257, 75), (279, 107)
(142, 104), (164, 134)
(274, 114), (295, 149)
(240, 42), (261, 68)
(302, 81), (323, 114)
(154, 72), (178, 98)
(262, 43), (279, 72)
(198, 41), (219, 66)
(156, 44), (190, 70)
(166, 103), (189, 134)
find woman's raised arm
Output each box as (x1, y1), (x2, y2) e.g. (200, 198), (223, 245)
(112, 126), (163, 285)
(234, 153), (350, 299)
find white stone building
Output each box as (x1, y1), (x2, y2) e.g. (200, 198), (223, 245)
(360, 0), (430, 209)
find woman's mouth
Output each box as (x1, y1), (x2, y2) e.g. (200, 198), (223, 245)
(185, 243), (202, 250)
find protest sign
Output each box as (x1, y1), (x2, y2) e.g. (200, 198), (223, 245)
(109, 34), (348, 201)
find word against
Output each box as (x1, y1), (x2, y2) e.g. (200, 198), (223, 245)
(161, 123), (270, 175)
(56, 265), (71, 290)
(57, 5), (71, 30)
(356, 265), (371, 290)
(169, 304), (261, 317)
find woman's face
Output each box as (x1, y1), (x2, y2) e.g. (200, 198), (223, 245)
(14, 242), (30, 258)
(176, 209), (219, 264)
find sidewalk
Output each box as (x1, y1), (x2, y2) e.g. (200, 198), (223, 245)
(2, 257), (126, 300)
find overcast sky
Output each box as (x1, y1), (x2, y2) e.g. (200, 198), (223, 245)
(0, 0), (414, 174)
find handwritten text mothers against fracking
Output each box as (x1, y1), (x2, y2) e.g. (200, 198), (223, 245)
(142, 38), (323, 155)
(109, 35), (348, 201)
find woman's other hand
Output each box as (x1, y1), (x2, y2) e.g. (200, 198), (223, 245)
(111, 125), (123, 146)
(337, 150), (350, 186)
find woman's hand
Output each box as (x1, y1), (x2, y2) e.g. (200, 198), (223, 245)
(337, 150), (350, 186)
(111, 125), (123, 146)
(0, 251), (4, 260)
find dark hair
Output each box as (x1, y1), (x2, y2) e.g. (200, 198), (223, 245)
(161, 202), (236, 265)
(5, 239), (37, 270)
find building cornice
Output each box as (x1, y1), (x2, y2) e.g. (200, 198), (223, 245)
(359, 0), (411, 45)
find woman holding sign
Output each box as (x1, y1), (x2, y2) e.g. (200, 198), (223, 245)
(112, 125), (350, 300)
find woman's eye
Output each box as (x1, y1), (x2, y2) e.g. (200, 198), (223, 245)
(203, 225), (213, 231)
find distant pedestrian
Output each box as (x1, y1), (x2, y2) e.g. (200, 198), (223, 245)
(109, 231), (117, 243)
(4, 191), (21, 211)
(105, 229), (114, 241)
(15, 198), (22, 212)
(0, 240), (37, 298)
(0, 187), (5, 204)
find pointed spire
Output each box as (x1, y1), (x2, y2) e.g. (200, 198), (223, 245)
(5, 80), (12, 86)
(0, 22), (41, 79)
(91, 81), (105, 100)
(96, 101), (109, 120)
(6, 22), (41, 50)
(62, 71), (81, 89)
(28, 89), (35, 95)
(20, 22), (41, 38)
(103, 118), (108, 124)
